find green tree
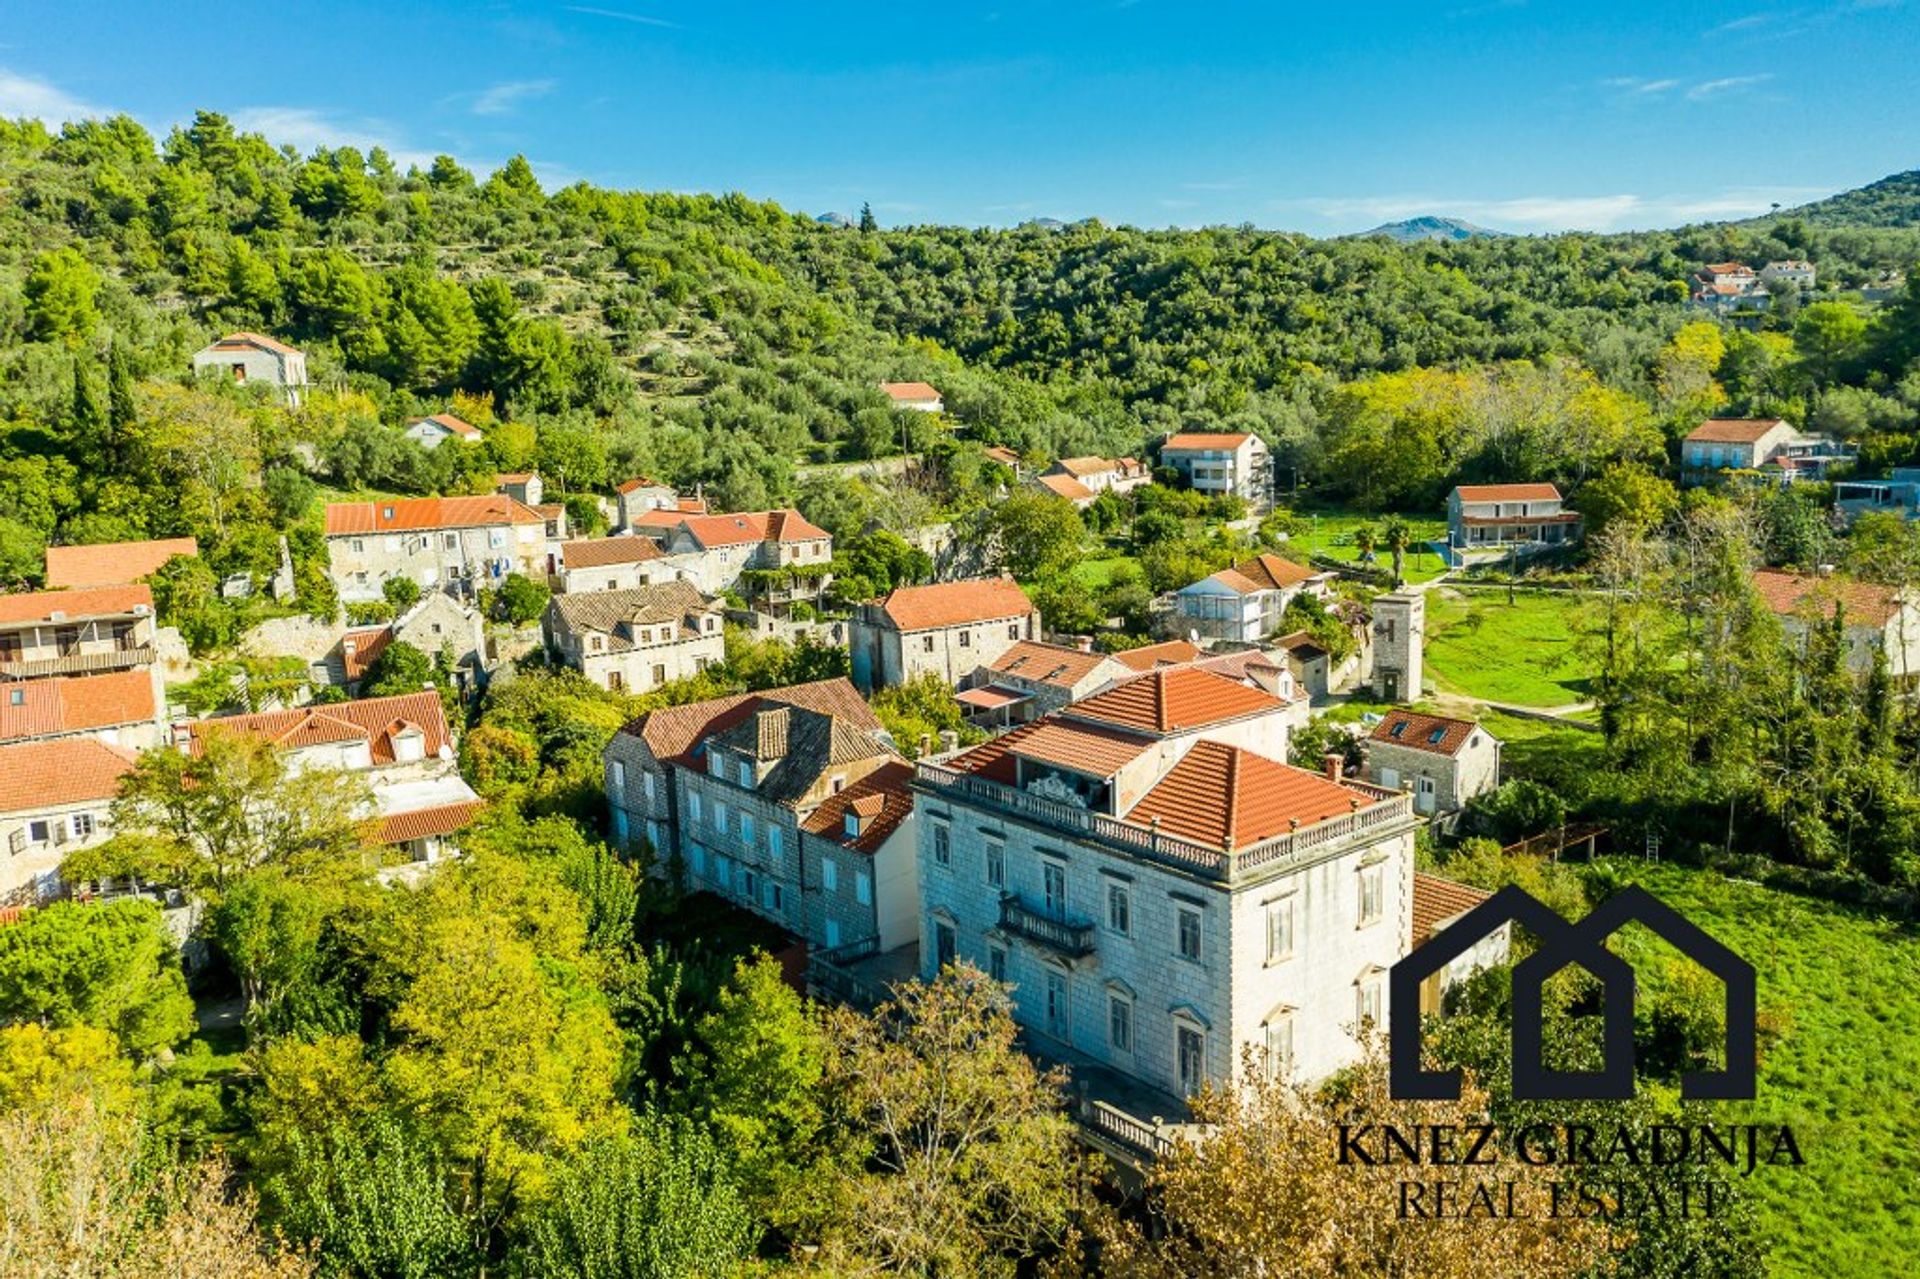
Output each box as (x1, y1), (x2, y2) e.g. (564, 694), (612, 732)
(24, 246), (101, 344)
(494, 572), (551, 626)
(1793, 301), (1869, 390)
(1575, 462), (1679, 541)
(363, 638), (435, 696)
(973, 490), (1084, 581)
(263, 1117), (467, 1279)
(382, 574), (423, 612)
(0, 900), (194, 1060)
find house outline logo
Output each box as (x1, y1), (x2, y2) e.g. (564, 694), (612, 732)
(1388, 884), (1757, 1102)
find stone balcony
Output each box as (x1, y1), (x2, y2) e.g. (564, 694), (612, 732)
(998, 893), (1097, 959)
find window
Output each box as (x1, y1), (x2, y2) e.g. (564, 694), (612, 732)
(7, 689), (21, 707)
(825, 919), (842, 948)
(643, 772), (657, 806)
(831, 775), (846, 793)
(714, 852), (730, 887)
(1106, 882), (1131, 936)
(737, 759), (752, 787)
(652, 663), (666, 685)
(984, 839), (1004, 889)
(609, 760), (625, 797)
(1359, 865), (1383, 926)
(932, 822), (951, 868)
(443, 533), (459, 551)
(988, 945), (1008, 983)
(713, 800), (728, 834)
(768, 826), (783, 862)
(27, 820), (50, 844)
(742, 868), (757, 901)
(767, 882), (784, 914)
(958, 630), (971, 648)
(1108, 995), (1133, 1054)
(1042, 861), (1067, 919)
(1264, 1015), (1295, 1078)
(1008, 624), (1020, 639)
(740, 812), (755, 844)
(688, 792), (703, 824)
(935, 921), (956, 969)
(350, 538), (365, 554)
(1265, 897), (1294, 964)
(855, 871), (872, 906)
(922, 635), (935, 653)
(690, 843), (706, 877)
(1176, 907), (1202, 962)
(1357, 980), (1382, 1028)
(821, 856), (837, 893)
(1176, 1024), (1206, 1095)
(1044, 970), (1070, 1039)
(709, 753), (727, 778)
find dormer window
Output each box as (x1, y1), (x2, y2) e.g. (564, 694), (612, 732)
(708, 752), (727, 779)
(1427, 727), (1446, 744)
(737, 759), (752, 787)
(1389, 721), (1407, 738)
(383, 506), (395, 520)
(844, 811), (862, 838)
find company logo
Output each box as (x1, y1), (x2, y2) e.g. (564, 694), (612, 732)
(1389, 885), (1756, 1102)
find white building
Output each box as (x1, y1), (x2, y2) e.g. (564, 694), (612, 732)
(404, 412), (485, 449)
(1445, 484), (1582, 562)
(1172, 553), (1330, 645)
(849, 577), (1041, 692)
(1042, 457), (1151, 497)
(0, 737), (137, 906)
(1760, 260), (1817, 290)
(631, 508), (833, 611)
(1363, 710), (1502, 817)
(912, 666), (1420, 1104)
(880, 381), (945, 413)
(543, 581), (726, 694)
(323, 495), (550, 603)
(556, 536), (671, 594)
(1159, 432), (1273, 509)
(191, 333), (309, 406)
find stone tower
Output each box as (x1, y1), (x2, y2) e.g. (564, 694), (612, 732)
(1372, 591), (1424, 703)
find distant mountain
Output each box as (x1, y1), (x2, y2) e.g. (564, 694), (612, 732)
(1356, 215), (1508, 243)
(814, 211), (856, 228)
(1760, 169), (1920, 228)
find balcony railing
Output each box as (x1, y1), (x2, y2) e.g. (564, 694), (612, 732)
(998, 894), (1097, 958)
(0, 643), (153, 679)
(914, 761), (1415, 884)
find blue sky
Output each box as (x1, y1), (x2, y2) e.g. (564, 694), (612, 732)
(3, 1), (1916, 235)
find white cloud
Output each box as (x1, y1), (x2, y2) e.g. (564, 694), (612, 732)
(0, 68), (110, 123)
(563, 5), (681, 28)
(1710, 12), (1776, 32)
(228, 106), (441, 169)
(1273, 185), (1826, 234)
(1687, 73), (1774, 100)
(472, 79), (556, 117)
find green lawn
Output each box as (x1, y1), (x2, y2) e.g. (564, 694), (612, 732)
(1477, 710), (1604, 785)
(1282, 507), (1450, 583)
(1424, 588), (1594, 707)
(1612, 864), (1920, 1275)
(1071, 553), (1141, 590)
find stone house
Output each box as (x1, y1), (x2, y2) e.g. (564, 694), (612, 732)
(1363, 710), (1502, 817)
(1759, 260), (1816, 290)
(631, 509), (833, 610)
(1173, 553), (1329, 645)
(1273, 630), (1333, 699)
(555, 536), (669, 594)
(45, 538), (198, 589)
(543, 581), (725, 694)
(911, 668), (1420, 1105)
(958, 639), (1131, 727)
(1044, 456), (1152, 497)
(329, 592), (487, 695)
(602, 677), (917, 956)
(1410, 875), (1508, 1015)
(0, 669), (165, 749)
(1681, 419), (1850, 486)
(848, 577), (1041, 692)
(403, 412), (484, 449)
(0, 737), (138, 906)
(494, 472), (543, 507)
(1444, 484), (1581, 562)
(191, 333), (309, 406)
(1752, 568), (1920, 680)
(323, 495), (549, 603)
(616, 479), (701, 532)
(1158, 432), (1273, 509)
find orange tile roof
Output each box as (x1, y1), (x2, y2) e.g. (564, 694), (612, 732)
(880, 381), (941, 402)
(188, 691), (452, 764)
(1685, 418), (1791, 444)
(408, 412), (482, 437)
(986, 640), (1115, 690)
(621, 678), (881, 765)
(1211, 553), (1318, 594)
(1162, 432), (1254, 451)
(0, 669), (157, 742)
(878, 578), (1034, 631)
(1112, 640), (1203, 673)
(675, 509), (829, 548)
(1412, 873), (1493, 945)
(942, 717), (1150, 783)
(615, 475), (669, 494)
(1065, 667), (1285, 736)
(1036, 474), (1094, 502)
(376, 799), (487, 845)
(44, 539), (198, 589)
(207, 331), (301, 356)
(324, 495), (544, 536)
(339, 626), (393, 681)
(1452, 483), (1562, 502)
(560, 537), (667, 570)
(801, 759), (915, 854)
(1055, 456), (1130, 478)
(1370, 710), (1480, 757)
(1702, 262), (1753, 275)
(1129, 740), (1374, 849)
(1752, 569), (1900, 628)
(0, 585), (154, 625)
(983, 446), (1022, 467)
(0, 737), (137, 813)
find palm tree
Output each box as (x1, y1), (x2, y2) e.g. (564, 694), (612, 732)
(1354, 526), (1376, 567)
(1382, 518), (1412, 587)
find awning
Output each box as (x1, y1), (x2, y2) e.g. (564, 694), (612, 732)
(956, 685), (1031, 711)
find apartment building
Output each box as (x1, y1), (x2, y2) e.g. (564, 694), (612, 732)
(848, 577), (1041, 692)
(323, 495), (549, 603)
(543, 581), (726, 693)
(911, 665), (1420, 1101)
(1173, 553), (1329, 645)
(602, 678), (917, 955)
(1158, 432), (1273, 509)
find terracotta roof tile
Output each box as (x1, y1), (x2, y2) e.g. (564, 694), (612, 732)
(0, 670), (157, 742)
(1112, 640), (1202, 673)
(1369, 710), (1480, 757)
(1413, 873), (1493, 945)
(1752, 569), (1900, 628)
(0, 738), (137, 813)
(560, 537), (667, 571)
(1162, 432), (1254, 451)
(986, 640), (1115, 690)
(408, 412), (481, 437)
(44, 539), (198, 589)
(1231, 553), (1319, 592)
(880, 381), (941, 402)
(1036, 474), (1094, 502)
(1686, 418), (1792, 444)
(620, 678), (882, 766)
(941, 717), (1151, 783)
(324, 495), (544, 536)
(339, 627), (393, 681)
(1065, 667), (1285, 736)
(0, 586), (154, 625)
(206, 331), (301, 356)
(188, 690), (451, 764)
(376, 799), (487, 845)
(675, 509), (829, 548)
(615, 475), (668, 495)
(1452, 483), (1563, 502)
(801, 759), (915, 854)
(1128, 740), (1377, 849)
(878, 578), (1035, 631)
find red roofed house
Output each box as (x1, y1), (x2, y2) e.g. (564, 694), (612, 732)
(404, 412), (486, 449)
(1363, 709), (1502, 817)
(1033, 473), (1097, 508)
(45, 538), (199, 589)
(880, 381), (944, 413)
(959, 638), (1132, 726)
(1752, 568), (1920, 679)
(555, 535), (669, 594)
(614, 476), (684, 530)
(1173, 552), (1331, 645)
(848, 577), (1040, 692)
(0, 738), (138, 905)
(912, 665), (1420, 1107)
(1409, 874), (1509, 1015)
(1159, 431), (1273, 509)
(0, 669), (165, 750)
(191, 332), (309, 406)
(0, 586), (165, 748)
(602, 678), (918, 961)
(323, 495), (550, 603)
(632, 509), (833, 612)
(1042, 456), (1152, 497)
(1445, 483), (1581, 563)
(179, 690), (482, 868)
(1681, 418), (1851, 487)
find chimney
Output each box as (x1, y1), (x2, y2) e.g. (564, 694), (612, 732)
(939, 729), (959, 753)
(1075, 634), (1094, 653)
(172, 722), (194, 749)
(1323, 752), (1343, 782)
(918, 732), (933, 757)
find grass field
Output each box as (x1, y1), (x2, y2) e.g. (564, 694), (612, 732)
(1424, 587), (1594, 707)
(1611, 863), (1920, 1274)
(1281, 507), (1450, 583)
(1071, 553), (1142, 590)
(1477, 710), (1604, 785)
